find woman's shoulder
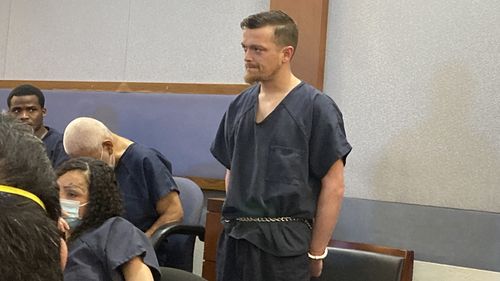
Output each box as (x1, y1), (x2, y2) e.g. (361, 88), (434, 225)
(101, 216), (139, 233)
(79, 217), (139, 241)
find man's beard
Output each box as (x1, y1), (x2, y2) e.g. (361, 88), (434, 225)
(244, 72), (261, 84)
(244, 65), (263, 84)
(244, 65), (279, 84)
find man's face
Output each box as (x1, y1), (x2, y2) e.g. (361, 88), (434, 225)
(8, 95), (46, 133)
(241, 26), (285, 84)
(66, 143), (115, 168)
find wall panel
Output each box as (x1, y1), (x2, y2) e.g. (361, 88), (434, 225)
(324, 0), (500, 213)
(126, 0), (269, 83)
(0, 0), (12, 78)
(5, 0), (129, 81)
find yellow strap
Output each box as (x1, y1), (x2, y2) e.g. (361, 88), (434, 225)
(0, 184), (46, 211)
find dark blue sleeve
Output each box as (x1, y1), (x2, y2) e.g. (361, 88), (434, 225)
(309, 94), (352, 179)
(210, 112), (232, 169)
(105, 218), (161, 280)
(64, 256), (102, 281)
(52, 138), (69, 168)
(143, 153), (178, 205)
(42, 131), (69, 168)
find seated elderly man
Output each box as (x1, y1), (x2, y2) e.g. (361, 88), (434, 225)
(63, 117), (183, 264)
(0, 114), (67, 280)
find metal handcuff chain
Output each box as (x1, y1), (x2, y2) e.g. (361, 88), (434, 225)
(230, 216), (313, 230)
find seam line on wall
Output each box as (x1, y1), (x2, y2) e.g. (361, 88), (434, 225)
(122, 0), (132, 80)
(1, 0), (13, 78)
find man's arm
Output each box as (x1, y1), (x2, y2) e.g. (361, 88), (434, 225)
(224, 169), (231, 192)
(122, 256), (154, 281)
(145, 191), (183, 237)
(309, 159), (345, 277)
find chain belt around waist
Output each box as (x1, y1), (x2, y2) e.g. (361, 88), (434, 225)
(223, 216), (312, 230)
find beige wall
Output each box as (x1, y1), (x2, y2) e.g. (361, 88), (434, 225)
(324, 0), (500, 213)
(0, 0), (269, 82)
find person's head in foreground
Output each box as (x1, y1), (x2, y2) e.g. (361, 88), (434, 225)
(0, 114), (65, 280)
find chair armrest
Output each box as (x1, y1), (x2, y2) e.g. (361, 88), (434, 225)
(150, 222), (205, 249)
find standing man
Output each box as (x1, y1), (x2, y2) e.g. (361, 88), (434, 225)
(7, 84), (68, 168)
(210, 10), (352, 280)
(62, 117), (183, 265)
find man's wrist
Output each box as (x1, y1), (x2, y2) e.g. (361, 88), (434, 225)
(308, 248), (328, 260)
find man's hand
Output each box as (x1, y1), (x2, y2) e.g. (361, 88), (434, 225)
(58, 217), (70, 233)
(310, 259), (323, 277)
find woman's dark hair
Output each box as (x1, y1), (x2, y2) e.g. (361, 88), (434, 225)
(0, 195), (62, 280)
(0, 114), (60, 221)
(56, 157), (123, 241)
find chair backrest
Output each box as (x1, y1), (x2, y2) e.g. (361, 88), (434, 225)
(157, 177), (204, 271)
(313, 240), (414, 281)
(175, 176), (204, 225)
(160, 267), (207, 281)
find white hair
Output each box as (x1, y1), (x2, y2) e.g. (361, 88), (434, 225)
(63, 117), (112, 155)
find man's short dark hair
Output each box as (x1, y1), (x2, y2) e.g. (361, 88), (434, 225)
(7, 84), (45, 107)
(240, 10), (298, 50)
(0, 114), (62, 280)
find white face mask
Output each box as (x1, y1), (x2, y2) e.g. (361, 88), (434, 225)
(60, 198), (88, 229)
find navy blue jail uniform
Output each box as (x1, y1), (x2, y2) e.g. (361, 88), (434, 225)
(211, 82), (352, 281)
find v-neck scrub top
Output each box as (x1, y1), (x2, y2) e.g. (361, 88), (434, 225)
(211, 82), (352, 256)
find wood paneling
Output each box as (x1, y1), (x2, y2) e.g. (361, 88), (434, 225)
(270, 0), (329, 90)
(0, 80), (247, 95)
(202, 198), (225, 281)
(187, 177), (225, 191)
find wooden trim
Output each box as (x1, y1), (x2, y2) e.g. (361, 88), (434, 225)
(0, 80), (248, 95)
(186, 176), (225, 191)
(206, 197), (225, 212)
(270, 0), (329, 90)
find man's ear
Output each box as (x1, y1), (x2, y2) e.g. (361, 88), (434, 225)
(102, 139), (114, 154)
(281, 46), (295, 63)
(42, 107), (47, 117)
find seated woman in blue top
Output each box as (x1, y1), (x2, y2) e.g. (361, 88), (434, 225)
(57, 157), (161, 281)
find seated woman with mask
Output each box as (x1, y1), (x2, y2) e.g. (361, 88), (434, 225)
(57, 157), (161, 281)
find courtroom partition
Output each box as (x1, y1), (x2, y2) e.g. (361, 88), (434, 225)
(202, 198), (224, 281)
(0, 88), (234, 190)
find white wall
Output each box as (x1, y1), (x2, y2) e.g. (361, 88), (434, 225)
(413, 261), (500, 281)
(324, 0), (500, 213)
(0, 0), (269, 82)
(0, 0), (11, 78)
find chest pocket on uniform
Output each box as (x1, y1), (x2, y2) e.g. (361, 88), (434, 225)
(265, 145), (305, 185)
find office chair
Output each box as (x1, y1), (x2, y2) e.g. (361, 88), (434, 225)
(312, 240), (414, 281)
(160, 267), (207, 281)
(151, 176), (205, 272)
